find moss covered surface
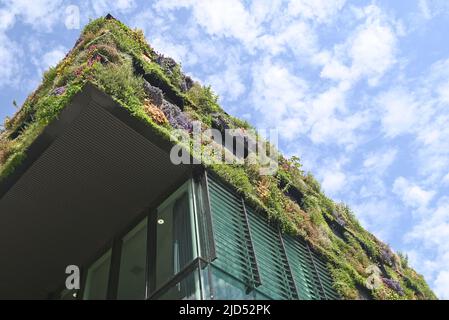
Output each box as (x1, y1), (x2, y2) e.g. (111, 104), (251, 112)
(0, 16), (436, 300)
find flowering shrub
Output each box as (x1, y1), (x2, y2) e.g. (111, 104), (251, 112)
(87, 54), (102, 67)
(143, 100), (167, 125)
(382, 278), (404, 295)
(0, 137), (13, 164)
(143, 81), (163, 106)
(331, 209), (347, 227)
(74, 66), (84, 78)
(51, 86), (66, 96)
(256, 178), (271, 203)
(380, 247), (394, 266)
(160, 100), (192, 131)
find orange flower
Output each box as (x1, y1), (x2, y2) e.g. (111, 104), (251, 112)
(143, 99), (168, 125)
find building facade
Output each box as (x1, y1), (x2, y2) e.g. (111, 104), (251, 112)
(63, 172), (339, 300)
(0, 16), (434, 300)
(0, 84), (337, 300)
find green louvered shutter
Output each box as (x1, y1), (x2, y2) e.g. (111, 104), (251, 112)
(246, 207), (298, 300)
(207, 174), (260, 290)
(309, 249), (340, 300)
(282, 234), (320, 299)
(283, 234), (339, 300)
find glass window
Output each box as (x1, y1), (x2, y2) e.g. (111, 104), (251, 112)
(59, 288), (79, 300)
(156, 267), (202, 300)
(83, 249), (111, 300)
(153, 181), (200, 298)
(209, 265), (257, 300)
(117, 218), (148, 299)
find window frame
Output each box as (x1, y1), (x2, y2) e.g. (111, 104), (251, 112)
(54, 174), (198, 300)
(148, 179), (202, 299)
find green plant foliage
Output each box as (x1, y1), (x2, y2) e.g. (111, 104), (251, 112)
(398, 251), (409, 268)
(303, 171), (321, 193)
(94, 60), (145, 112)
(229, 115), (252, 130)
(137, 58), (187, 107)
(187, 83), (221, 114)
(0, 150), (26, 181)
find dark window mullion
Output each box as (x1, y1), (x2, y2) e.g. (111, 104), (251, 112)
(203, 170), (217, 261)
(144, 208), (152, 299)
(107, 238), (122, 300)
(147, 208), (158, 296)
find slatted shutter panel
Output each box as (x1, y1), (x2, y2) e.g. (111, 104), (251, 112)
(246, 206), (298, 300)
(283, 234), (340, 300)
(205, 171), (339, 300)
(309, 249), (340, 300)
(282, 234), (320, 299)
(207, 174), (260, 290)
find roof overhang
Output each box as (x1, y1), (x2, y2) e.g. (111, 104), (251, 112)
(0, 83), (195, 299)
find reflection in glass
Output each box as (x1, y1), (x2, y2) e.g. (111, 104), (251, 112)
(210, 265), (256, 300)
(154, 182), (199, 299)
(156, 267), (201, 300)
(83, 249), (111, 300)
(59, 288), (78, 300)
(117, 218), (148, 299)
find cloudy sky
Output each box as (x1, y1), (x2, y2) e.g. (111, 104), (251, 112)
(1, 0), (449, 298)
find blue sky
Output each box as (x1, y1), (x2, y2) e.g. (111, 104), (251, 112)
(1, 0), (449, 298)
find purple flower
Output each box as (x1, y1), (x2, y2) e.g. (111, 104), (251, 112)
(52, 86), (66, 96)
(380, 248), (394, 266)
(382, 278), (404, 295)
(143, 81), (163, 106)
(160, 100), (192, 131)
(331, 209), (347, 227)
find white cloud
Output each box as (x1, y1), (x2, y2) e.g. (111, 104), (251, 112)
(349, 19), (397, 85)
(419, 0), (432, 19)
(415, 0), (449, 21)
(284, 4), (399, 148)
(377, 88), (420, 138)
(0, 33), (20, 87)
(249, 0), (284, 25)
(405, 198), (449, 298)
(359, 176), (387, 198)
(434, 270), (449, 299)
(320, 5), (398, 86)
(151, 38), (190, 63)
(287, 0), (346, 23)
(443, 173), (449, 185)
(385, 59), (449, 181)
(0, 8), (15, 30)
(250, 58), (308, 139)
(42, 47), (67, 70)
(258, 20), (318, 58)
(309, 108), (370, 146)
(150, 2), (394, 150)
(90, 0), (136, 15)
(155, 0), (260, 48)
(352, 199), (402, 242)
(393, 176), (435, 209)
(1, 0), (63, 30)
(207, 56), (245, 101)
(321, 171), (346, 195)
(363, 148), (397, 174)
